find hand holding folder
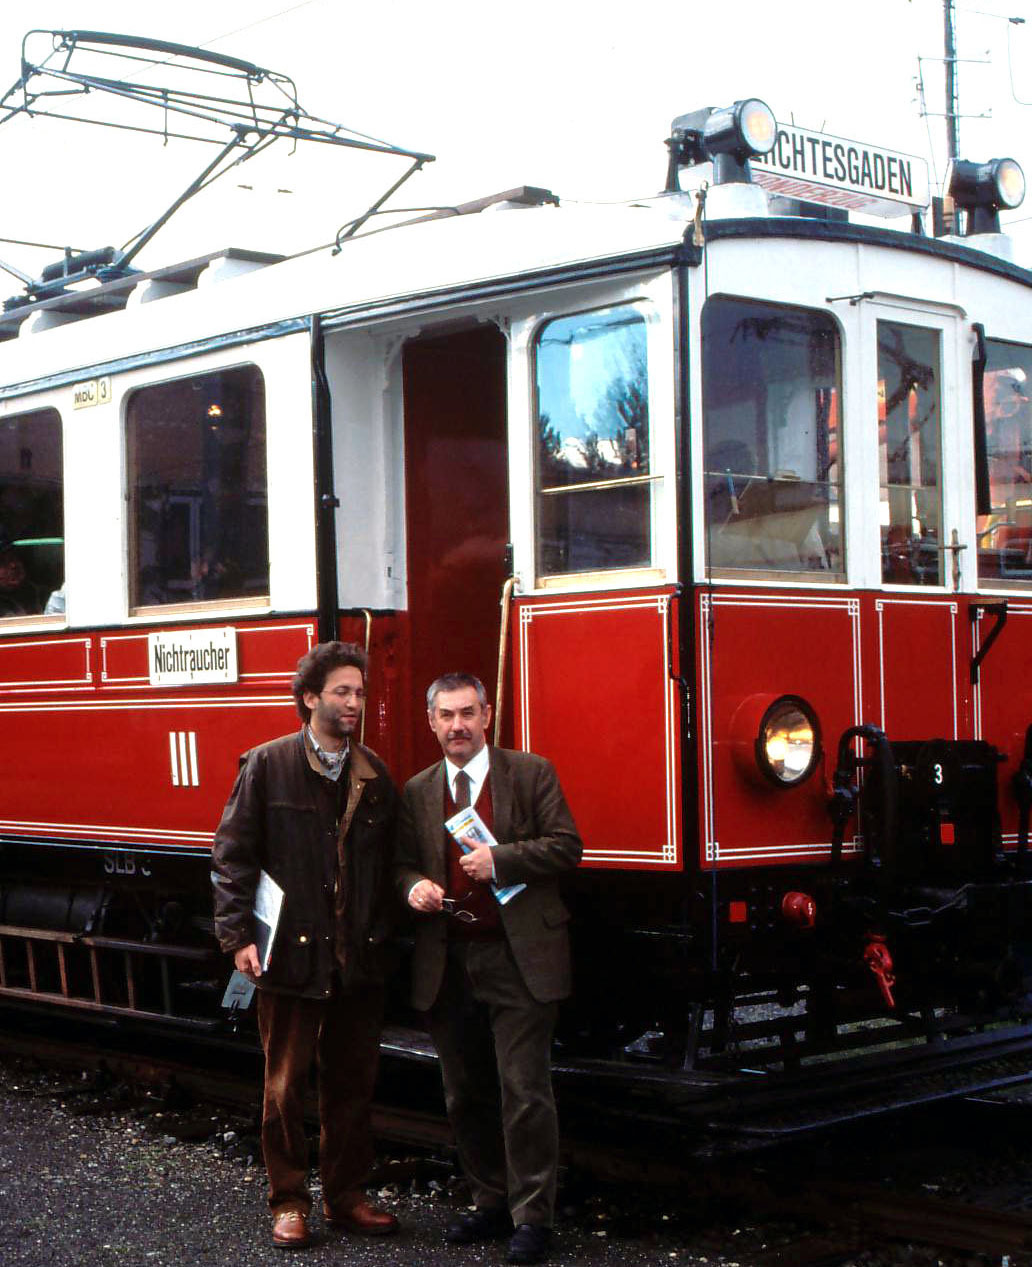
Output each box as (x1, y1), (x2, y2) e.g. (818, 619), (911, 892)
(444, 806), (526, 906)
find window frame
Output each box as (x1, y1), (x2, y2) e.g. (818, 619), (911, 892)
(874, 316), (947, 589)
(124, 361), (271, 618)
(974, 334), (1032, 592)
(528, 297), (665, 590)
(0, 404), (66, 627)
(699, 293), (847, 585)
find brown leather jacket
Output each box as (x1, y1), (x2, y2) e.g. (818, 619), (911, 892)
(212, 729), (397, 998)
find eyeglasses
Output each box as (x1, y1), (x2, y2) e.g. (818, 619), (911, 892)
(440, 892), (478, 925)
(322, 686), (366, 702)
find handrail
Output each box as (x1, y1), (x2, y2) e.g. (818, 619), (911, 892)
(494, 577), (516, 745)
(360, 608), (373, 743)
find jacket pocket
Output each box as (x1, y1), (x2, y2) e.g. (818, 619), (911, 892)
(266, 920), (315, 989)
(542, 901), (570, 929)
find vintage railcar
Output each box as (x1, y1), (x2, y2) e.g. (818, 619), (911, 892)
(2, 57), (1032, 1127)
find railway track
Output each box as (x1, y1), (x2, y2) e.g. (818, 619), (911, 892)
(4, 1018), (1032, 1261)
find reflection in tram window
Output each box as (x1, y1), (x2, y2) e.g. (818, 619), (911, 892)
(977, 341), (1032, 585)
(702, 298), (843, 578)
(877, 322), (942, 586)
(534, 305), (651, 577)
(126, 366), (268, 610)
(0, 408), (63, 619)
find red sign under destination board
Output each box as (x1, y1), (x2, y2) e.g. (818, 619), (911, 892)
(752, 122), (930, 217)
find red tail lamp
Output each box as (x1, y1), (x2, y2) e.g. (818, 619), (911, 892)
(781, 890), (816, 929)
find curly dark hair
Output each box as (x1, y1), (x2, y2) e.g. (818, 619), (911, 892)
(292, 641), (368, 722)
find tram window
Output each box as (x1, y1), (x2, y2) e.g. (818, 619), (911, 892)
(126, 366), (268, 610)
(0, 408), (63, 619)
(702, 298), (843, 578)
(877, 321), (942, 586)
(534, 305), (651, 577)
(976, 340), (1032, 585)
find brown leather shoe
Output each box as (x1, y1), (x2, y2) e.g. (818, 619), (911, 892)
(271, 1209), (311, 1248)
(324, 1190), (399, 1236)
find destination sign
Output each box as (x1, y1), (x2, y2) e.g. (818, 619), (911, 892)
(149, 626), (238, 686)
(751, 123), (930, 217)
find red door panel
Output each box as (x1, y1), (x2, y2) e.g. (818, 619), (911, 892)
(698, 590), (862, 868)
(513, 588), (681, 870)
(871, 597), (962, 741)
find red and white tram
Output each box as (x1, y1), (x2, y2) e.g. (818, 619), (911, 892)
(2, 38), (1032, 1125)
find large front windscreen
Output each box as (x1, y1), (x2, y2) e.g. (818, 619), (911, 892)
(702, 297), (843, 578)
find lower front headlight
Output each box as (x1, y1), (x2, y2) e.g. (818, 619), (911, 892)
(756, 695), (821, 786)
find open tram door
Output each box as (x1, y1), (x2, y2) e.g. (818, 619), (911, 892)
(399, 323), (513, 776)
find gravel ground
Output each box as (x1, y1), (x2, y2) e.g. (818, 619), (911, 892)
(0, 1054), (1027, 1267)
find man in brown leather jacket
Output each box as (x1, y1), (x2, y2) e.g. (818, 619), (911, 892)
(396, 672), (581, 1265)
(212, 641), (398, 1248)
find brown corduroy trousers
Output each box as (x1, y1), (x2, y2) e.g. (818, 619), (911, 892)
(256, 985), (384, 1215)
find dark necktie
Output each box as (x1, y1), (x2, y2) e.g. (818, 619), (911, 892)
(454, 769), (471, 809)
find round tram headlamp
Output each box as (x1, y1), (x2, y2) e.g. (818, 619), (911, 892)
(992, 157), (1025, 210)
(703, 98), (777, 160)
(701, 98), (776, 186)
(665, 97), (776, 191)
(949, 156), (1025, 234)
(755, 695), (821, 787)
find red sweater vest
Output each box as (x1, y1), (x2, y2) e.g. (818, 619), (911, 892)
(444, 776), (502, 937)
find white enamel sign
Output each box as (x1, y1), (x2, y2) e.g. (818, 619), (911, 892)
(148, 626), (239, 685)
(751, 123), (930, 217)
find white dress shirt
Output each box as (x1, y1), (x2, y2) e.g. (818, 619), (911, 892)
(445, 744), (490, 807)
(407, 745), (495, 902)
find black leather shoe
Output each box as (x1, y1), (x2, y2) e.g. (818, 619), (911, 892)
(444, 1207), (511, 1244)
(507, 1223), (552, 1264)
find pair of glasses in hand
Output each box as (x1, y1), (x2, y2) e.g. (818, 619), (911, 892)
(440, 892), (478, 924)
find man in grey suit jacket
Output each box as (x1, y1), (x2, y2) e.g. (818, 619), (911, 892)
(395, 672), (581, 1266)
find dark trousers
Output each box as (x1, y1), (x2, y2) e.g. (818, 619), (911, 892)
(257, 985), (384, 1215)
(426, 939), (559, 1228)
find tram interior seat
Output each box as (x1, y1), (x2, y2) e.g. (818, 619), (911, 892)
(706, 472), (830, 572)
(983, 521), (1032, 579)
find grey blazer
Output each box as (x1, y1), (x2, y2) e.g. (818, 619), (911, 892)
(395, 746), (582, 1009)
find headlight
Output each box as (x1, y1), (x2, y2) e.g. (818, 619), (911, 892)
(948, 156), (1025, 234)
(666, 97), (776, 190)
(704, 99), (777, 160)
(756, 695), (820, 786)
(993, 158), (1025, 209)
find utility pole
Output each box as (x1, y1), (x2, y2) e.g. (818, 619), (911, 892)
(943, 0), (960, 160)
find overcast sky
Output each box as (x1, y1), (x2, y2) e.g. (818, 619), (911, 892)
(0, 0), (1028, 288)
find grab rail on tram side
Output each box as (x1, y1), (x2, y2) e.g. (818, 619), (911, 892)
(360, 608), (373, 744)
(494, 577), (516, 746)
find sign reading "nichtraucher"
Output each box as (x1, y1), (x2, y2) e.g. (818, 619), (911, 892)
(751, 123), (930, 217)
(149, 626), (238, 685)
